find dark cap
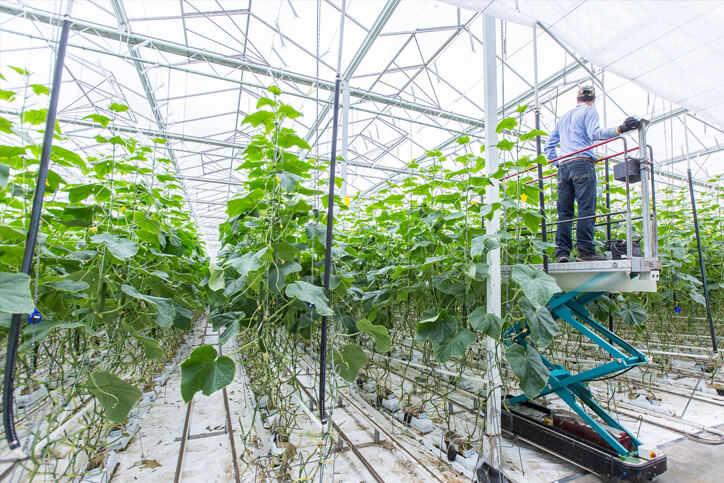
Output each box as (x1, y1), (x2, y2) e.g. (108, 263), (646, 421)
(577, 85), (596, 101)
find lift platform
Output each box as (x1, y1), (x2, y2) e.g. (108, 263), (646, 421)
(499, 123), (668, 481)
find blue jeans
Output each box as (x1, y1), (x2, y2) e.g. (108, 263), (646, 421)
(555, 159), (597, 256)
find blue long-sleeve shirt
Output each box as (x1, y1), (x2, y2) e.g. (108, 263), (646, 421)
(544, 103), (618, 163)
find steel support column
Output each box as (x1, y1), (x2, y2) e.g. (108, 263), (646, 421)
(482, 13), (503, 478)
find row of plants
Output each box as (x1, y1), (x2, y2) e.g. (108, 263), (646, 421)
(1, 73), (721, 475)
(198, 88), (722, 407)
(0, 67), (210, 477)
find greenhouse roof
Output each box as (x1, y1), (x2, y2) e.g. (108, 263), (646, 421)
(1, 0), (723, 256)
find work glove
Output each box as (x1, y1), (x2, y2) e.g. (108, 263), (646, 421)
(617, 116), (641, 134)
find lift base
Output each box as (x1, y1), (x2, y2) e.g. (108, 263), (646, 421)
(501, 400), (667, 482)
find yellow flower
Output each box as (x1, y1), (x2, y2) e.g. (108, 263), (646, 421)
(98, 314), (103, 319)
(275, 175), (280, 182)
(262, 352), (268, 358)
(90, 226), (97, 232)
(471, 200), (478, 205)
(120, 206), (126, 212)
(521, 194), (528, 203)
(344, 196), (350, 207)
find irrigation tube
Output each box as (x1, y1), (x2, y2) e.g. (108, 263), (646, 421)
(2, 3), (73, 450)
(683, 116), (717, 353)
(687, 169), (717, 353)
(319, 74), (342, 427)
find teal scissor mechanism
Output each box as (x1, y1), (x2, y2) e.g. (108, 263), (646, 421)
(506, 272), (647, 457)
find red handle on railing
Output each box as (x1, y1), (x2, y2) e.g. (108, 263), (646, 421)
(502, 136), (632, 182)
(524, 146), (639, 185)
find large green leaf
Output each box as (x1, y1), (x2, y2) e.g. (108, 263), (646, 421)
(227, 246), (271, 279)
(519, 297), (559, 349)
(109, 102), (129, 112)
(0, 164), (8, 189)
(433, 329), (475, 362)
(22, 108), (47, 125)
(356, 319), (392, 353)
(469, 307), (504, 339)
(277, 171), (303, 191)
(91, 233), (138, 260)
(266, 261), (302, 293)
(226, 189), (265, 217)
(19, 321), (95, 353)
(180, 345), (235, 402)
(511, 264), (561, 309)
(505, 344), (550, 399)
(465, 262), (489, 281)
(210, 312), (246, 331)
(51, 146), (86, 171)
(334, 343), (368, 382)
(471, 234), (501, 257)
(45, 279), (89, 293)
(122, 320), (163, 360)
(273, 241), (299, 261)
(620, 301), (647, 326)
(86, 371), (141, 423)
(285, 281), (333, 316)
(83, 113), (111, 128)
(208, 264), (225, 291)
(496, 117), (517, 133)
(173, 304), (192, 330)
(137, 336), (163, 360)
(415, 309), (458, 344)
(0, 272), (33, 314)
(60, 206), (95, 227)
(121, 284), (175, 327)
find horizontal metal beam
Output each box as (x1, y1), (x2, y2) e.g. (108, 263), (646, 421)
(0, 108), (415, 178)
(0, 3), (483, 128)
(658, 144), (724, 167)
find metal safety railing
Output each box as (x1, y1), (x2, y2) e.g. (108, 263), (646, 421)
(502, 123), (659, 266)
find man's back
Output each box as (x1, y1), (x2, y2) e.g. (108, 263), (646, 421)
(545, 103), (618, 162)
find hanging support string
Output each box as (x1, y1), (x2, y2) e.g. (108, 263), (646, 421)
(3, 0), (74, 451)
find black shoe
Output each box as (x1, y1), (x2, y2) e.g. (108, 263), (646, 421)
(578, 252), (607, 262)
(555, 255), (569, 263)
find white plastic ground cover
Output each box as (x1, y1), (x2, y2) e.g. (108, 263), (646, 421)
(445, 0), (724, 130)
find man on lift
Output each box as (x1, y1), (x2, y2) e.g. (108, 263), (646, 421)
(544, 85), (640, 262)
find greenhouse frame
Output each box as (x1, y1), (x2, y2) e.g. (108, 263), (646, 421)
(0, 0), (723, 482)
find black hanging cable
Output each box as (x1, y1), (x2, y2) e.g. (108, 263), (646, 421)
(319, 74), (342, 426)
(534, 108), (548, 272)
(687, 168), (718, 353)
(2, 5), (73, 450)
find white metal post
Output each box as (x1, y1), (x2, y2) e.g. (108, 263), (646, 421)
(638, 120), (652, 258)
(483, 13), (503, 474)
(341, 80), (350, 201)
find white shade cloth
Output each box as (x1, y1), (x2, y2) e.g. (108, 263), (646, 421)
(445, 0), (724, 129)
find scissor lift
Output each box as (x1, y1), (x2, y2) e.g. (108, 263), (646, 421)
(500, 122), (668, 481)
